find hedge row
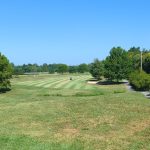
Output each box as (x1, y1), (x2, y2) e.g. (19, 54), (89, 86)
(129, 71), (150, 91)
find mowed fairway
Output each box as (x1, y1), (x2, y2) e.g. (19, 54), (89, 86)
(14, 74), (95, 90)
(0, 74), (150, 150)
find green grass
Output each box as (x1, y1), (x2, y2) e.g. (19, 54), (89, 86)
(0, 74), (150, 150)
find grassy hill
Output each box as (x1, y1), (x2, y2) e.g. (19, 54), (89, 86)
(0, 74), (150, 150)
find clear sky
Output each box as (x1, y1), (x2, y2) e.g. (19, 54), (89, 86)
(0, 0), (150, 65)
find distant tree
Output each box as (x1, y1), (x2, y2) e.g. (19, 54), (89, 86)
(42, 63), (49, 72)
(0, 53), (13, 91)
(13, 65), (24, 75)
(48, 64), (55, 74)
(89, 59), (104, 80)
(104, 47), (132, 82)
(68, 66), (78, 73)
(31, 64), (38, 72)
(78, 63), (89, 73)
(48, 64), (60, 74)
(57, 64), (68, 74)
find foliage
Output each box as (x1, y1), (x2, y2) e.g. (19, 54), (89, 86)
(127, 47), (150, 73)
(143, 52), (150, 73)
(78, 63), (89, 73)
(128, 46), (141, 53)
(104, 47), (132, 81)
(57, 64), (68, 74)
(89, 59), (104, 80)
(127, 47), (141, 70)
(68, 66), (78, 73)
(13, 63), (90, 75)
(0, 53), (12, 91)
(129, 71), (150, 91)
(48, 64), (59, 73)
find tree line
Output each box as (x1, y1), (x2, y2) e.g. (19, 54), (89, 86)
(12, 63), (89, 75)
(89, 46), (150, 90)
(1, 46), (150, 92)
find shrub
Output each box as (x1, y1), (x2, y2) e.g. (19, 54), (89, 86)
(129, 71), (150, 91)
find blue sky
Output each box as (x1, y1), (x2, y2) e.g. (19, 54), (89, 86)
(0, 0), (150, 65)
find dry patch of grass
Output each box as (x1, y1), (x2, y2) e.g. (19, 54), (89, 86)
(54, 128), (79, 140)
(125, 119), (150, 136)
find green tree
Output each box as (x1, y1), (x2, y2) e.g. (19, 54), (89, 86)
(42, 63), (49, 72)
(104, 47), (132, 82)
(78, 63), (89, 73)
(0, 53), (13, 91)
(68, 66), (78, 73)
(13, 65), (24, 75)
(89, 59), (104, 80)
(127, 47), (141, 70)
(143, 52), (150, 73)
(57, 64), (68, 74)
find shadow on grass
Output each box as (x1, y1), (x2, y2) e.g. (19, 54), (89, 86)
(96, 80), (128, 85)
(0, 88), (11, 94)
(39, 91), (104, 97)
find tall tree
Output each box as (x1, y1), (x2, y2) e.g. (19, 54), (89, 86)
(89, 59), (104, 80)
(0, 53), (13, 91)
(104, 47), (132, 82)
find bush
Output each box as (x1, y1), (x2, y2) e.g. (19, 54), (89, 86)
(129, 71), (150, 91)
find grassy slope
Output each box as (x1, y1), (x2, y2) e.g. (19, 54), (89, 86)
(0, 74), (150, 150)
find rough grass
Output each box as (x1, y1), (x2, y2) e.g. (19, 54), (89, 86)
(0, 74), (150, 150)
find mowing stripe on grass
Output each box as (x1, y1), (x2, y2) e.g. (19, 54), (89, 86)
(15, 75), (92, 90)
(67, 79), (84, 90)
(43, 78), (68, 88)
(53, 79), (71, 88)
(33, 76), (66, 86)
(73, 82), (85, 90)
(16, 81), (35, 85)
(83, 84), (95, 90)
(63, 78), (81, 89)
(23, 80), (49, 86)
(34, 78), (62, 87)
(16, 79), (49, 86)
(63, 76), (90, 90)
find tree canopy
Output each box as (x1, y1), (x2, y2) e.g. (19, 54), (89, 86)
(78, 63), (89, 73)
(89, 59), (104, 80)
(57, 64), (68, 74)
(104, 47), (132, 81)
(0, 53), (13, 91)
